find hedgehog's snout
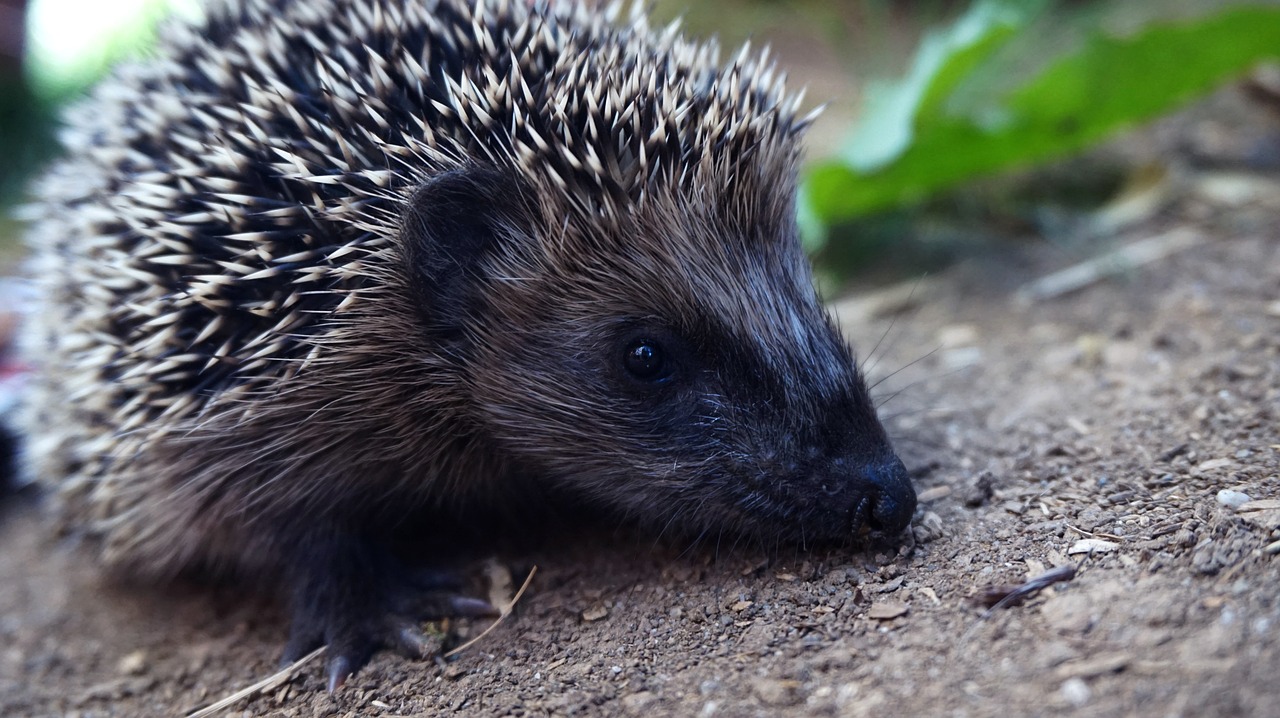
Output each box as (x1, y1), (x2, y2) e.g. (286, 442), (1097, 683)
(860, 454), (916, 534)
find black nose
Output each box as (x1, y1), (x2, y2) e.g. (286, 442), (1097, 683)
(864, 455), (916, 533)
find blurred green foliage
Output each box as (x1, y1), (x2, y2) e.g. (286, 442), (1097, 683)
(1, 0), (181, 229)
(802, 0), (1280, 250)
(0, 77), (54, 214)
(3, 0), (1278, 273)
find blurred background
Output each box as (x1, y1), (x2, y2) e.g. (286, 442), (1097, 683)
(2, 0), (1280, 285)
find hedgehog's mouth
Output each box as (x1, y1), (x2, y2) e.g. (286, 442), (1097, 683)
(723, 454), (916, 542)
(852, 493), (875, 536)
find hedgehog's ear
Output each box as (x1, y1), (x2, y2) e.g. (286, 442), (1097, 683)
(401, 167), (529, 335)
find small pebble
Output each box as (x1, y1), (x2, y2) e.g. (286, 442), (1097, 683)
(867, 601), (909, 620)
(1216, 489), (1252, 508)
(1060, 678), (1091, 707)
(938, 324), (978, 347)
(623, 691), (658, 710)
(1068, 538), (1120, 555)
(916, 486), (952, 503)
(964, 472), (996, 508)
(752, 679), (802, 706)
(912, 511), (945, 543)
(117, 650), (148, 676)
(1196, 458), (1232, 473)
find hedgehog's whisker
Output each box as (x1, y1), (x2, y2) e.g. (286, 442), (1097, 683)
(868, 345), (941, 397)
(862, 273), (928, 377)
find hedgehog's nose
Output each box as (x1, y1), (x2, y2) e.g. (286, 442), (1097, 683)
(864, 455), (916, 534)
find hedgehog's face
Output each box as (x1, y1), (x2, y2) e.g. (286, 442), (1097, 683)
(517, 306), (918, 545)
(404, 168), (915, 543)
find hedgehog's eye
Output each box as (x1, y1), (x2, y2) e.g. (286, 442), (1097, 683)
(624, 340), (669, 382)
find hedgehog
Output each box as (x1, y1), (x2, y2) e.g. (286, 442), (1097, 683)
(18, 0), (917, 688)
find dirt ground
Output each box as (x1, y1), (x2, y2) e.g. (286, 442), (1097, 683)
(2, 61), (1279, 718)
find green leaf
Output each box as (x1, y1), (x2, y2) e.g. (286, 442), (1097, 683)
(803, 4), (1280, 242)
(840, 0), (1040, 173)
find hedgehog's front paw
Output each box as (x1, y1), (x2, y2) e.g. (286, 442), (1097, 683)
(279, 536), (497, 692)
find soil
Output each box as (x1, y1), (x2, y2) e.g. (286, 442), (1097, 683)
(2, 60), (1279, 718)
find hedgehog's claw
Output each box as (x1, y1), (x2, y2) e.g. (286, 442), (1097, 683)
(390, 621), (441, 659)
(322, 629), (377, 693)
(280, 535), (491, 689)
(450, 596), (500, 618)
(326, 654), (354, 693)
